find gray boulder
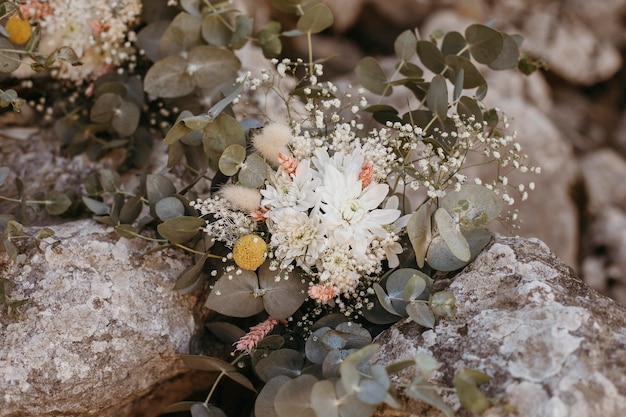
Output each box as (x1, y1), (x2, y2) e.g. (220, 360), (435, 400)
(0, 219), (200, 417)
(373, 235), (626, 417)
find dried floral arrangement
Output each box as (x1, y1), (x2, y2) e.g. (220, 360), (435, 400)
(0, 0), (542, 416)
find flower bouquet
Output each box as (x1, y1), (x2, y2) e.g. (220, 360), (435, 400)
(0, 1), (540, 416)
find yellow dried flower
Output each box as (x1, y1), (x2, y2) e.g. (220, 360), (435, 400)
(6, 15), (31, 45)
(233, 234), (267, 270)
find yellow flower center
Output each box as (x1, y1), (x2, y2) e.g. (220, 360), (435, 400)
(6, 15), (32, 45)
(233, 234), (267, 270)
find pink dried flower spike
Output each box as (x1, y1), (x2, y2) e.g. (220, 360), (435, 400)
(359, 161), (374, 189)
(278, 152), (298, 175)
(235, 317), (279, 353)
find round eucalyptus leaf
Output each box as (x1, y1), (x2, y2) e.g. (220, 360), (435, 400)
(218, 144), (246, 176)
(426, 75), (448, 121)
(434, 207), (470, 262)
(256, 334), (286, 351)
(155, 196), (186, 221)
(385, 268), (421, 315)
(426, 228), (491, 271)
(0, 38), (21, 72)
(404, 383), (454, 417)
(255, 349), (304, 382)
(146, 174), (176, 206)
(406, 204), (431, 268)
(406, 301), (435, 329)
(94, 81), (127, 99)
(46, 46), (81, 66)
(402, 272), (430, 302)
(398, 61), (424, 78)
(394, 29), (417, 61)
(255, 375), (291, 417)
(356, 379), (388, 405)
(90, 92), (122, 123)
(144, 54), (195, 98)
(296, 3), (333, 34)
(274, 374), (318, 417)
(488, 32), (520, 70)
(456, 96), (483, 125)
(136, 20), (169, 62)
(373, 283), (401, 316)
(190, 403), (226, 417)
(465, 24), (503, 65)
(201, 14), (232, 46)
(258, 262), (308, 319)
(230, 14), (253, 49)
(320, 330), (348, 351)
(187, 45), (241, 90)
(305, 327), (332, 364)
(453, 369), (491, 415)
(335, 322), (372, 349)
(82, 196), (110, 216)
(157, 215), (205, 243)
(239, 153), (269, 188)
(173, 259), (206, 294)
(159, 11), (202, 57)
(204, 269), (264, 317)
(118, 195), (143, 224)
(181, 354), (236, 373)
(444, 55), (485, 89)
(441, 31), (469, 58)
(429, 291), (456, 317)
(115, 224), (139, 239)
(362, 298), (402, 325)
(337, 391), (377, 417)
(258, 26), (282, 58)
(44, 190), (72, 215)
(164, 119), (193, 145)
(416, 40), (446, 74)
(202, 113), (246, 160)
(311, 380), (339, 417)
(441, 184), (502, 228)
(355, 57), (391, 96)
(112, 100), (140, 137)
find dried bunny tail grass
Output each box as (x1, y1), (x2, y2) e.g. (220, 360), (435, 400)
(252, 122), (292, 166)
(219, 184), (262, 213)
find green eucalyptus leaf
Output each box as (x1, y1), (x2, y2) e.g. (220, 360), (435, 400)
(173, 259), (205, 294)
(45, 46), (81, 67)
(322, 348), (354, 379)
(373, 283), (401, 316)
(336, 389), (377, 417)
(335, 322), (372, 349)
(157, 215), (204, 243)
(187, 45), (241, 90)
(441, 184), (502, 229)
(161, 401), (203, 414)
(159, 11), (202, 57)
(362, 297), (402, 325)
(394, 29), (417, 61)
(258, 22), (282, 58)
(230, 14), (253, 49)
(82, 196), (110, 216)
(202, 113), (246, 160)
(386, 268), (422, 315)
(255, 349), (304, 382)
(0, 167), (10, 187)
(2, 239), (17, 259)
(406, 204), (431, 268)
(356, 379), (388, 405)
(201, 13), (232, 47)
(181, 354), (236, 372)
(402, 272), (429, 301)
(99, 169), (121, 193)
(405, 382), (454, 417)
(296, 3), (333, 34)
(311, 380), (339, 417)
(205, 321), (246, 345)
(406, 301), (435, 328)
(164, 119), (192, 145)
(206, 83), (243, 120)
(416, 40), (446, 74)
(339, 358), (360, 394)
(112, 100), (140, 137)
(429, 291), (456, 317)
(274, 374), (318, 417)
(190, 403), (227, 417)
(115, 224), (139, 239)
(355, 57), (391, 96)
(441, 31), (469, 58)
(239, 153), (269, 188)
(363, 104), (401, 125)
(484, 107), (498, 126)
(453, 68), (464, 101)
(414, 352), (442, 378)
(118, 195), (143, 223)
(144, 54), (195, 98)
(255, 375), (291, 417)
(398, 61), (423, 78)
(385, 359), (416, 375)
(90, 92), (122, 123)
(488, 32), (520, 70)
(427, 74), (448, 120)
(146, 174), (176, 206)
(453, 369), (491, 415)
(305, 327), (332, 364)
(218, 144), (246, 176)
(434, 207), (470, 262)
(155, 196), (186, 221)
(444, 55), (485, 89)
(205, 269), (264, 317)
(258, 262), (308, 319)
(45, 191), (71, 215)
(465, 24), (503, 65)
(426, 228), (491, 271)
(457, 96), (483, 125)
(0, 38), (20, 72)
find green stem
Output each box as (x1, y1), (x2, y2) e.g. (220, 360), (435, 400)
(204, 353), (248, 405)
(0, 195), (49, 205)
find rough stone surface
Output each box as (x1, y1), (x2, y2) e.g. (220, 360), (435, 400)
(0, 219), (200, 417)
(373, 235), (626, 417)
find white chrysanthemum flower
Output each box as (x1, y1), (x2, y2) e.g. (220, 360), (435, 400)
(315, 149), (400, 258)
(267, 209), (326, 269)
(377, 196), (411, 268)
(261, 159), (320, 217)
